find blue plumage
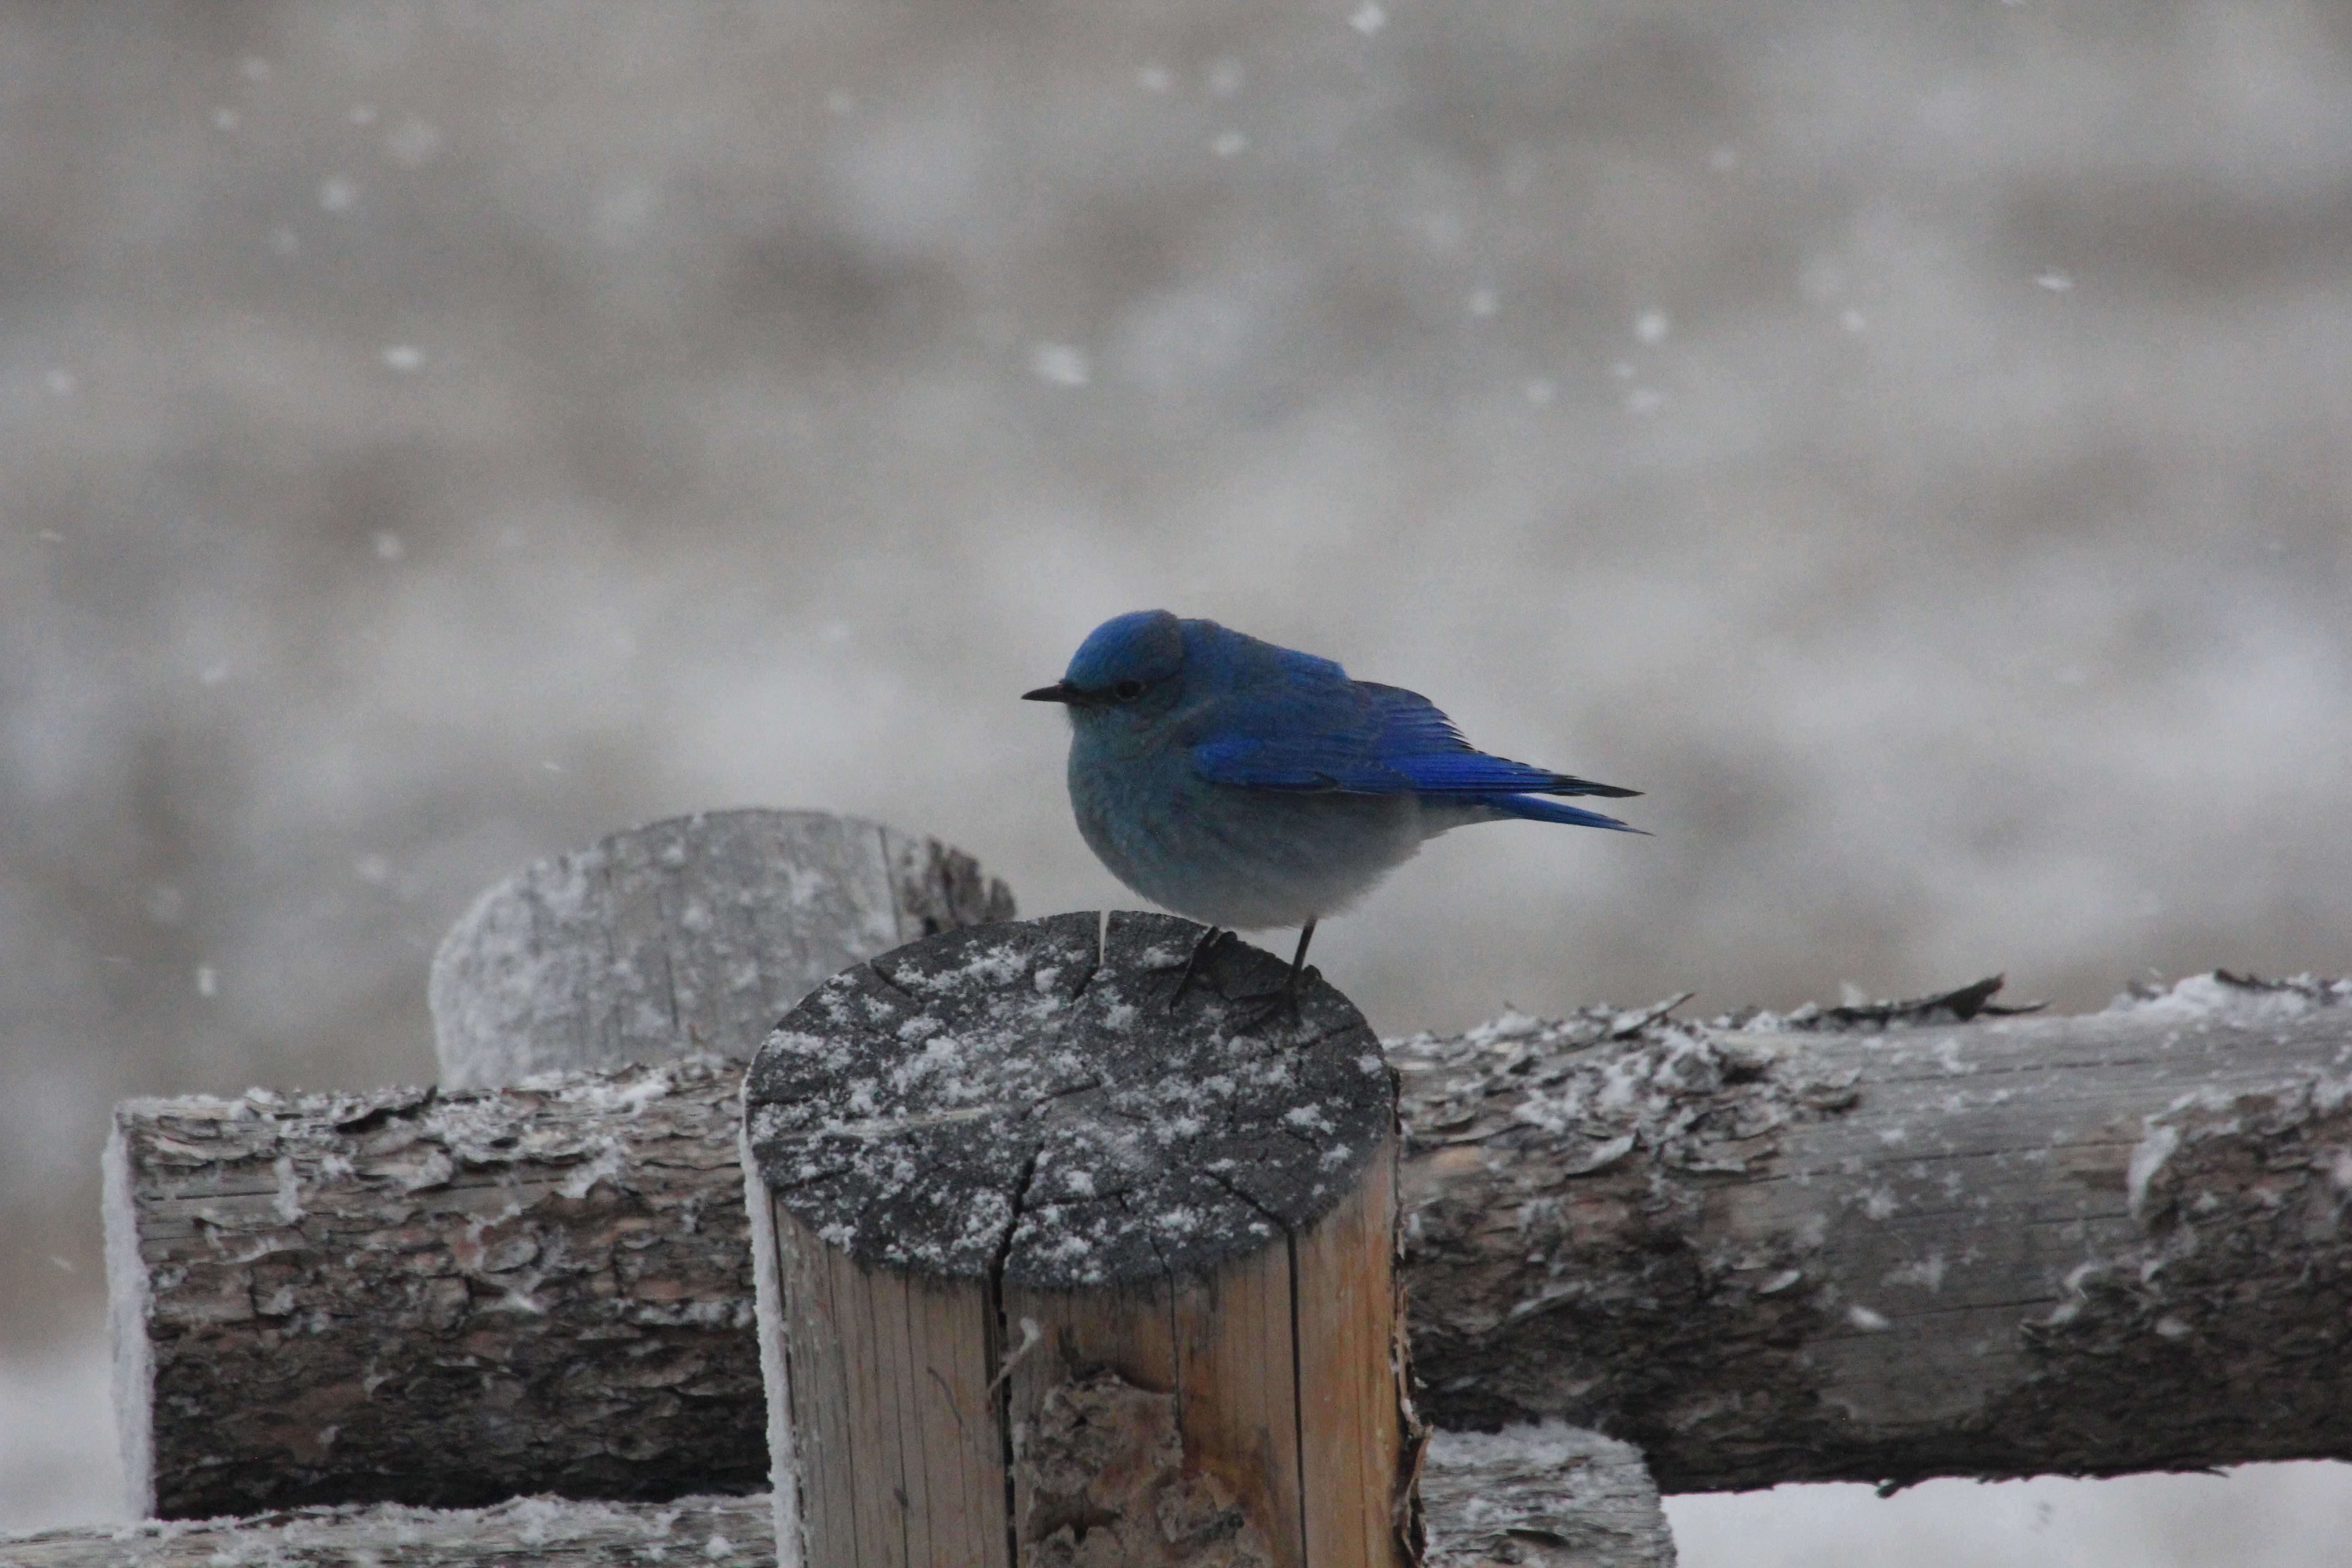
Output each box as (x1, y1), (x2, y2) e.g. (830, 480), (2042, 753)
(1026, 611), (1641, 1002)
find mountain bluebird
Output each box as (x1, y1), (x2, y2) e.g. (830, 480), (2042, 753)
(1025, 610), (1640, 1012)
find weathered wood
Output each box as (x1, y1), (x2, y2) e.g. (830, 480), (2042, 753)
(428, 809), (1014, 1089)
(1421, 1424), (1677, 1568)
(107, 810), (1012, 1522)
(0, 1493), (774, 1567)
(1396, 970), (2352, 1490)
(112, 970), (2352, 1500)
(742, 912), (1414, 1567)
(2, 1437), (1670, 1568)
(105, 1057), (766, 1520)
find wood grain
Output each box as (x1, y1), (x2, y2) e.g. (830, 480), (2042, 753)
(744, 913), (1410, 1566)
(429, 808), (1012, 1089)
(118, 963), (2352, 1503)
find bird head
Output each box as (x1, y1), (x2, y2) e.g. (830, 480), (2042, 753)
(1024, 610), (1187, 723)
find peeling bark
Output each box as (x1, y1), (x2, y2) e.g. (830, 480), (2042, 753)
(1420, 1423), (1675, 1567)
(1, 1493), (774, 1568)
(4, 1434), (1667, 1568)
(110, 970), (2352, 1507)
(1396, 971), (2352, 1490)
(108, 1058), (764, 1519)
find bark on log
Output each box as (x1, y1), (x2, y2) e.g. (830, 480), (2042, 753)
(741, 912), (1414, 1567)
(1, 1434), (1668, 1568)
(1, 1494), (775, 1568)
(110, 968), (2352, 1507)
(1395, 970), (2352, 1490)
(1420, 1424), (1678, 1567)
(106, 1058), (763, 1520)
(429, 809), (1014, 1089)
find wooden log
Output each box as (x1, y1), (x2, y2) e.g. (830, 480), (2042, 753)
(1395, 970), (2352, 1490)
(1, 1493), (776, 1568)
(105, 1057), (764, 1521)
(740, 911), (1416, 1567)
(428, 809), (1014, 1089)
(1420, 1424), (1678, 1567)
(3, 1436), (1671, 1568)
(110, 808), (1012, 1522)
(113, 969), (2352, 1499)
(99, 969), (1663, 1560)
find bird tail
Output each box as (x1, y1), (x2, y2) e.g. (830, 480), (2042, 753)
(1490, 793), (1647, 833)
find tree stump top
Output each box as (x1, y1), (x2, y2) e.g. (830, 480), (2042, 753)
(744, 911), (1390, 1289)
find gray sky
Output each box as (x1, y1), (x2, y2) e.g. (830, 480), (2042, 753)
(4, 3), (2348, 1556)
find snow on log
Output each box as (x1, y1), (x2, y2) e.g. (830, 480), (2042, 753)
(106, 1058), (764, 1521)
(1420, 1423), (1677, 1567)
(2, 1435), (1670, 1568)
(0, 1493), (772, 1568)
(108, 968), (2352, 1513)
(742, 911), (1415, 1566)
(429, 809), (1013, 1089)
(1396, 970), (2352, 1490)
(103, 808), (1014, 1521)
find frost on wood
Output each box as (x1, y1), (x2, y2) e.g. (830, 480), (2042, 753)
(113, 968), (2352, 1508)
(430, 808), (1014, 1089)
(744, 910), (1390, 1288)
(745, 913), (1411, 1565)
(1396, 970), (2352, 1490)
(106, 1057), (761, 1519)
(7, 1438), (1666, 1568)
(1420, 1422), (1674, 1568)
(1, 1492), (772, 1568)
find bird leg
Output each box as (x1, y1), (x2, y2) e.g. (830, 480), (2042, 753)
(1148, 924), (1234, 1010)
(1227, 920), (1319, 1038)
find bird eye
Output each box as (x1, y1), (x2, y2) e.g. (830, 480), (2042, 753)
(1114, 679), (1145, 701)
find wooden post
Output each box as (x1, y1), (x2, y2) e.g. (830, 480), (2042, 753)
(109, 808), (1014, 1520)
(429, 808), (1013, 1089)
(742, 911), (1417, 1568)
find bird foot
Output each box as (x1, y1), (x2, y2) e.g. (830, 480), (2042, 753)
(1147, 926), (1235, 1011)
(1224, 965), (1321, 1041)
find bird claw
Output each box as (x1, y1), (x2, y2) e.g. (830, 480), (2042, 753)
(1147, 926), (1234, 1011)
(1225, 968), (1318, 1041)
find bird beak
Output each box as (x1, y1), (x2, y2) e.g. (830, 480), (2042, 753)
(1023, 681), (1080, 704)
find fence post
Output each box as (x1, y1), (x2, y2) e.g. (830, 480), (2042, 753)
(430, 808), (1013, 1089)
(108, 807), (1013, 1520)
(743, 911), (1417, 1567)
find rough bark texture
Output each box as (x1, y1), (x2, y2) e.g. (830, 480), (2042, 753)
(1018, 1370), (1280, 1567)
(745, 914), (1413, 1567)
(1420, 1423), (1676, 1568)
(0, 1493), (774, 1568)
(2, 1436), (1666, 1568)
(107, 1057), (764, 1520)
(1396, 970), (2352, 1490)
(110, 970), (2352, 1509)
(111, 809), (1013, 1519)
(429, 808), (1014, 1090)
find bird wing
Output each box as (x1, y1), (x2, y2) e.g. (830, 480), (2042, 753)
(1188, 681), (1637, 799)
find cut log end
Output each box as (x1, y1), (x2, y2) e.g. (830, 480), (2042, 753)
(745, 912), (1413, 1566)
(429, 808), (1015, 1089)
(745, 910), (1392, 1290)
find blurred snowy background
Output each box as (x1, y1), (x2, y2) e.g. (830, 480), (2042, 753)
(4, 1), (2348, 1557)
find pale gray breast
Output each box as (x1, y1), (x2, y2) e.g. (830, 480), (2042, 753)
(1069, 740), (1427, 929)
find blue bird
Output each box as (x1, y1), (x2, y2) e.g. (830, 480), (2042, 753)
(1024, 610), (1640, 1013)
